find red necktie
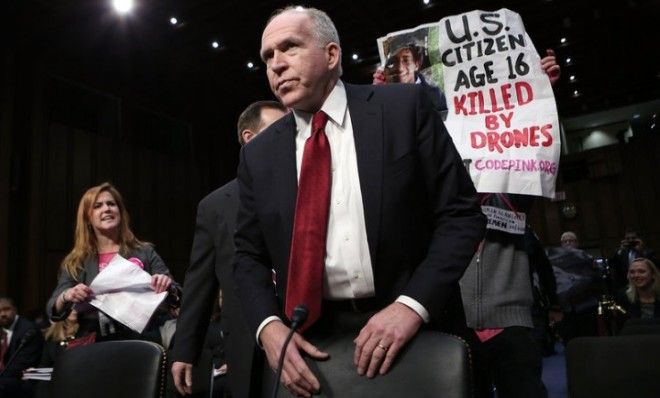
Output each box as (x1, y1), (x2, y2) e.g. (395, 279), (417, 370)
(285, 111), (331, 331)
(0, 331), (7, 372)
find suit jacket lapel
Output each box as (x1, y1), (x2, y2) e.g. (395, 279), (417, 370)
(273, 114), (298, 255)
(83, 255), (99, 283)
(345, 84), (383, 262)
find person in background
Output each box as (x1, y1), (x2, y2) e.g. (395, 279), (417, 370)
(46, 182), (180, 343)
(172, 100), (288, 397)
(610, 228), (658, 290)
(39, 309), (80, 367)
(0, 296), (44, 397)
(560, 231), (579, 249)
(619, 258), (660, 320)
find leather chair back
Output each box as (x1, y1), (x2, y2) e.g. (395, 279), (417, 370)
(263, 331), (472, 398)
(566, 335), (660, 398)
(52, 340), (166, 398)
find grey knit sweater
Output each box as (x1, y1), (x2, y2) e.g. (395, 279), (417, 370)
(459, 194), (534, 329)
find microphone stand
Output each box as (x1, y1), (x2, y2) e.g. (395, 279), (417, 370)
(271, 305), (308, 398)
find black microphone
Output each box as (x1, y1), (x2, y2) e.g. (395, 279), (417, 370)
(0, 329), (37, 377)
(271, 304), (309, 398)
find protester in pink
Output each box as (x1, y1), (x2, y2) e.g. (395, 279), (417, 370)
(46, 182), (180, 342)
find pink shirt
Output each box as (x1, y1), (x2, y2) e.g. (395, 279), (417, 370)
(98, 252), (144, 272)
(475, 328), (504, 342)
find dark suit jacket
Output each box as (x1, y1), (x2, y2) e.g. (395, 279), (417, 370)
(1, 316), (44, 378)
(173, 180), (259, 398)
(233, 82), (486, 335)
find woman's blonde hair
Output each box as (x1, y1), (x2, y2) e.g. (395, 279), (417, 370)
(626, 257), (660, 302)
(59, 182), (144, 279)
(43, 316), (79, 342)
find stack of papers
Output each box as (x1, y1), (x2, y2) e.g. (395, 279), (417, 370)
(89, 255), (168, 333)
(22, 367), (53, 381)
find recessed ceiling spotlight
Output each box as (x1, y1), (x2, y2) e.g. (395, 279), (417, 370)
(422, 0), (431, 5)
(573, 89), (580, 97)
(569, 75), (576, 81)
(352, 53), (359, 61)
(112, 0), (134, 14)
(560, 37), (567, 44)
(247, 62), (254, 69)
(170, 17), (178, 25)
(211, 41), (220, 49)
(565, 57), (572, 65)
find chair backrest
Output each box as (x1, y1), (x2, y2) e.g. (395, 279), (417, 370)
(262, 331), (471, 398)
(51, 340), (166, 398)
(566, 335), (660, 398)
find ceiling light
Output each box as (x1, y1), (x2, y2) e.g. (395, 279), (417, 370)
(112, 0), (134, 14)
(569, 75), (576, 81)
(352, 53), (359, 60)
(170, 17), (178, 25)
(422, 0), (431, 5)
(211, 41), (220, 49)
(565, 57), (572, 65)
(247, 62), (254, 69)
(560, 37), (567, 44)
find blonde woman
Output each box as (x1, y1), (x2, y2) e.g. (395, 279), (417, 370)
(40, 310), (79, 367)
(621, 258), (660, 319)
(46, 182), (180, 341)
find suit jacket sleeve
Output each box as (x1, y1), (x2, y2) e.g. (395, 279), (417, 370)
(172, 199), (219, 363)
(46, 269), (77, 322)
(399, 86), (486, 321)
(4, 319), (44, 377)
(233, 148), (280, 334)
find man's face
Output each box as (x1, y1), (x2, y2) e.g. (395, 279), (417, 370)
(260, 12), (339, 112)
(395, 48), (419, 84)
(0, 300), (17, 328)
(624, 232), (640, 248)
(561, 235), (579, 249)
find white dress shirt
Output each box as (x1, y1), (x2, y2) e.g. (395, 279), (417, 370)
(256, 81), (429, 343)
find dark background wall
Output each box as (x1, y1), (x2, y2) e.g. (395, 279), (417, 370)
(1, 0), (659, 316)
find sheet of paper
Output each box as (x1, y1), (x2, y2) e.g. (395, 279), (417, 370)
(89, 254), (167, 333)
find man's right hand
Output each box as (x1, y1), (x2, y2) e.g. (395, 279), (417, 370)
(172, 361), (193, 395)
(260, 320), (329, 398)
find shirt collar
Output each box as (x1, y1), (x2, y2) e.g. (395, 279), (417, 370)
(3, 315), (18, 334)
(292, 80), (347, 133)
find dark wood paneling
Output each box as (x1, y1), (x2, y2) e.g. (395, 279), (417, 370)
(529, 134), (660, 258)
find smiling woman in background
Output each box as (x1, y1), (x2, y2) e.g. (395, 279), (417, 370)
(620, 258), (660, 320)
(46, 182), (180, 343)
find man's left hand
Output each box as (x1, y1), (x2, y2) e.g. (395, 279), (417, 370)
(353, 302), (423, 378)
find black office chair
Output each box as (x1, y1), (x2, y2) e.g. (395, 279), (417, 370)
(51, 340), (166, 398)
(566, 335), (660, 398)
(263, 331), (472, 398)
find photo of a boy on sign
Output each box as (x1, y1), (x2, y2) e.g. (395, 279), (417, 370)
(376, 27), (447, 111)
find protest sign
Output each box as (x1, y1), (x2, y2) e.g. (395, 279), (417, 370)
(377, 9), (560, 197)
